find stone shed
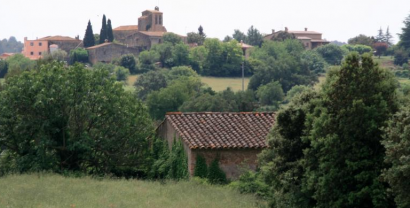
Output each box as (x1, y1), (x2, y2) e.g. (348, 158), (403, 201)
(156, 112), (275, 179)
(86, 42), (139, 64)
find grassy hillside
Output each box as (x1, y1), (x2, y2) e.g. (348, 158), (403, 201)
(0, 174), (265, 208)
(126, 75), (250, 92)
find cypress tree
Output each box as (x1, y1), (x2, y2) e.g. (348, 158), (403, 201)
(99, 14), (107, 44)
(83, 20), (95, 48)
(194, 154), (208, 178)
(385, 26), (393, 46)
(399, 13), (410, 51)
(207, 157), (227, 184)
(107, 19), (114, 42)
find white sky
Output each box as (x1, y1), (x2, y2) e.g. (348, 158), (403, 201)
(1, 0), (409, 44)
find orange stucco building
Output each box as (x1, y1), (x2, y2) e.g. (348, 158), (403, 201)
(22, 36), (82, 60)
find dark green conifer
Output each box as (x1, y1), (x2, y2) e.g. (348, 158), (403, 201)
(194, 155), (208, 178)
(83, 20), (95, 48)
(99, 14), (107, 44)
(107, 19), (114, 42)
(207, 157), (227, 184)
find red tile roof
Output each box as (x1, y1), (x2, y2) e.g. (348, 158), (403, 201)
(85, 42), (113, 50)
(113, 25), (139, 31)
(38, 36), (80, 41)
(165, 112), (275, 149)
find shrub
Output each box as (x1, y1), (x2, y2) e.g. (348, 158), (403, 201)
(394, 48), (409, 66)
(114, 66), (130, 81)
(0, 60), (8, 78)
(207, 158), (227, 184)
(315, 44), (345, 65)
(256, 81), (284, 106)
(69, 48), (88, 64)
(194, 155), (208, 178)
(119, 54), (137, 74)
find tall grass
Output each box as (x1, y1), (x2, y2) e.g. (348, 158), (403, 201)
(0, 174), (265, 208)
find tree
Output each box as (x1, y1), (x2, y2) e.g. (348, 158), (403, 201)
(314, 44), (345, 65)
(0, 62), (153, 176)
(248, 39), (317, 93)
(223, 36), (232, 42)
(5, 54), (35, 77)
(374, 42), (388, 58)
(247, 26), (263, 47)
(0, 37), (24, 54)
(385, 26), (393, 46)
(232, 29), (247, 43)
(394, 48), (409, 66)
(258, 90), (319, 207)
(194, 155), (208, 178)
(187, 32), (205, 46)
(304, 53), (398, 207)
(348, 34), (375, 47)
(189, 46), (207, 73)
(172, 43), (190, 66)
(83, 20), (95, 47)
(399, 13), (410, 50)
(119, 54), (137, 74)
(202, 38), (223, 76)
(341, 44), (372, 55)
(271, 31), (296, 42)
(69, 48), (88, 64)
(256, 81), (284, 106)
(0, 59), (8, 78)
(301, 50), (327, 74)
(107, 19), (114, 42)
(383, 108), (410, 208)
(113, 66), (130, 81)
(94, 34), (100, 44)
(146, 77), (202, 120)
(134, 69), (168, 100)
(42, 49), (68, 62)
(138, 50), (159, 72)
(207, 158), (227, 184)
(376, 27), (386, 43)
(198, 25), (205, 37)
(99, 14), (107, 44)
(163, 32), (183, 45)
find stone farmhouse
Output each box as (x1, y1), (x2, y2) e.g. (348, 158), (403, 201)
(156, 112), (275, 179)
(22, 36), (82, 60)
(86, 6), (186, 64)
(113, 6), (186, 50)
(264, 27), (329, 49)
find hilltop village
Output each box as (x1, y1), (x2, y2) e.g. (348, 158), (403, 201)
(1, 4), (410, 208)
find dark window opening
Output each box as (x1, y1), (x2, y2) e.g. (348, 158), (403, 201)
(39, 52), (42, 55)
(30, 42), (34, 46)
(39, 42), (42, 46)
(30, 52), (34, 55)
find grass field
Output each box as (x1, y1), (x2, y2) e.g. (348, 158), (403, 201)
(0, 174), (265, 208)
(372, 56), (396, 69)
(126, 75), (250, 92)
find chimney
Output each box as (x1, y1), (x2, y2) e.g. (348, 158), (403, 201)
(155, 6), (159, 11)
(285, 27), (288, 32)
(305, 28), (308, 31)
(104, 39), (109, 43)
(272, 29), (275, 34)
(24, 37), (27, 41)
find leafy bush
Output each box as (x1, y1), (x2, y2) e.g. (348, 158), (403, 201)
(394, 48), (409, 66)
(119, 54), (137, 74)
(0, 60), (8, 78)
(315, 44), (346, 65)
(256, 81), (284, 106)
(383, 108), (410, 208)
(207, 158), (227, 184)
(114, 66), (130, 81)
(194, 155), (208, 178)
(134, 69), (168, 100)
(0, 62), (153, 177)
(301, 50), (327, 74)
(69, 48), (88, 64)
(230, 170), (269, 198)
(341, 44), (372, 55)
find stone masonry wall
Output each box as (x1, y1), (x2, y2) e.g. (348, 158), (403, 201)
(190, 148), (262, 179)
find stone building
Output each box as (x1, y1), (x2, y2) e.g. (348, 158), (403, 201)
(156, 112), (275, 179)
(264, 27), (329, 49)
(86, 42), (139, 64)
(113, 6), (186, 50)
(22, 36), (82, 60)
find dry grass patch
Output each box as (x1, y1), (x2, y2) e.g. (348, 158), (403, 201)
(0, 174), (265, 208)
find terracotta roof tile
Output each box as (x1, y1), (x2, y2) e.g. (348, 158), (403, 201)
(113, 25), (139, 31)
(165, 112), (275, 150)
(38, 36), (80, 41)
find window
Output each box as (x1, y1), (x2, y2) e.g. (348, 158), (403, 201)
(159, 16), (162, 25)
(30, 52), (34, 55)
(30, 42), (34, 46)
(155, 15), (158, 24)
(39, 42), (42, 46)
(39, 52), (42, 55)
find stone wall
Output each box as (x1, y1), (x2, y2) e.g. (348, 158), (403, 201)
(191, 148), (262, 179)
(87, 43), (140, 64)
(157, 119), (263, 179)
(48, 40), (82, 54)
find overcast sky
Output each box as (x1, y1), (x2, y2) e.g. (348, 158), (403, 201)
(1, 0), (409, 44)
